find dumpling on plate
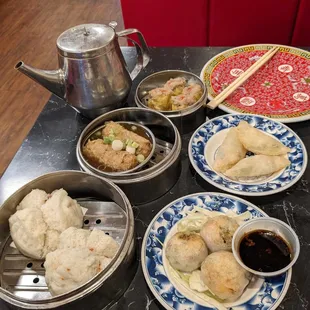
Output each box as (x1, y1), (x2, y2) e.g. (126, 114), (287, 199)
(16, 189), (48, 211)
(200, 215), (239, 252)
(9, 208), (47, 259)
(237, 121), (290, 155)
(164, 77), (186, 95)
(213, 128), (247, 173)
(201, 251), (250, 301)
(165, 232), (208, 272)
(148, 87), (172, 111)
(224, 155), (290, 180)
(44, 248), (101, 296)
(41, 189), (83, 233)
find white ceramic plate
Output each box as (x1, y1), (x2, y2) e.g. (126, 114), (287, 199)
(189, 114), (307, 196)
(141, 192), (291, 310)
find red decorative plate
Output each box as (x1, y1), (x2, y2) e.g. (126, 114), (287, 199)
(200, 44), (310, 123)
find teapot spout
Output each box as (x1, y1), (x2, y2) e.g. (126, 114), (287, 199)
(15, 61), (65, 99)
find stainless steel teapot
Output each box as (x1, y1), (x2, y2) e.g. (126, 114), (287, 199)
(15, 22), (150, 118)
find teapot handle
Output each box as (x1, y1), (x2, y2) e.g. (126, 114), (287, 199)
(116, 28), (150, 80)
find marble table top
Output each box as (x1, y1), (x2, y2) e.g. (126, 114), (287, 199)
(0, 47), (309, 310)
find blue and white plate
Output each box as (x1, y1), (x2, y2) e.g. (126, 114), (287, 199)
(141, 192), (291, 310)
(189, 114), (307, 196)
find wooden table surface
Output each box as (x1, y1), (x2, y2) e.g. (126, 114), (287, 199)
(0, 0), (124, 177)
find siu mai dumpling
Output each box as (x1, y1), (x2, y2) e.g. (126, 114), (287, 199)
(148, 87), (172, 111)
(164, 77), (186, 95)
(224, 155), (290, 180)
(237, 121), (290, 155)
(213, 128), (247, 173)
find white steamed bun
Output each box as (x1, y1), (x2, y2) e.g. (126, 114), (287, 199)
(200, 215), (239, 252)
(41, 189), (83, 233)
(9, 208), (47, 259)
(42, 229), (60, 257)
(201, 251), (250, 300)
(165, 232), (208, 272)
(17, 189), (48, 211)
(87, 229), (119, 258)
(44, 248), (101, 296)
(58, 227), (90, 249)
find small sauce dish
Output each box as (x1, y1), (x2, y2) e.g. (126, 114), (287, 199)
(232, 217), (300, 277)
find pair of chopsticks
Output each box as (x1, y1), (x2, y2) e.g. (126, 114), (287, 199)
(207, 46), (280, 110)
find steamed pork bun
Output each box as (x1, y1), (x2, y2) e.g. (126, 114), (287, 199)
(41, 189), (83, 233)
(201, 251), (250, 300)
(42, 229), (60, 257)
(58, 227), (90, 249)
(200, 215), (239, 252)
(16, 189), (48, 211)
(44, 248), (101, 296)
(9, 208), (48, 259)
(165, 232), (208, 272)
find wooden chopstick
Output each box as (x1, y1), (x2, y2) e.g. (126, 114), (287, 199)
(207, 46), (280, 110)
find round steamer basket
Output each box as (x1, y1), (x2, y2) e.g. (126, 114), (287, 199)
(0, 171), (136, 309)
(135, 70), (207, 134)
(77, 107), (182, 205)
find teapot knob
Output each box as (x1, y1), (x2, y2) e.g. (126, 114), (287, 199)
(109, 21), (118, 29)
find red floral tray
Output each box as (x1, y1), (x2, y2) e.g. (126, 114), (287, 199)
(200, 44), (310, 123)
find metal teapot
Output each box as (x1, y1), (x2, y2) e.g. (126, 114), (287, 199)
(15, 22), (150, 119)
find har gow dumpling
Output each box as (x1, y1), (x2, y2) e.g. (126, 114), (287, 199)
(224, 155), (290, 180)
(237, 121), (290, 155)
(213, 128), (247, 173)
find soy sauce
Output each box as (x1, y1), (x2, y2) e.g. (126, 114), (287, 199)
(239, 230), (291, 272)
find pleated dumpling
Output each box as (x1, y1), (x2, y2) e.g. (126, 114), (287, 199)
(213, 128), (247, 173)
(224, 155), (290, 180)
(237, 121), (290, 155)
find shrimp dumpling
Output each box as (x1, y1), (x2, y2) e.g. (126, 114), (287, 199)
(224, 155), (290, 180)
(237, 121), (290, 155)
(213, 128), (247, 173)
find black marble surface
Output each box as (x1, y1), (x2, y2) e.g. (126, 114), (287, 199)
(0, 47), (309, 310)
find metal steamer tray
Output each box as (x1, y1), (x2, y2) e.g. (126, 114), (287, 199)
(77, 108), (182, 205)
(0, 171), (136, 310)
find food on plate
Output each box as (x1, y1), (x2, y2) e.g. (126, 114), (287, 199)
(83, 121), (153, 172)
(41, 189), (83, 233)
(9, 208), (47, 259)
(165, 232), (208, 272)
(237, 121), (290, 155)
(148, 77), (202, 111)
(213, 128), (247, 173)
(200, 215), (239, 252)
(44, 248), (101, 296)
(224, 155), (290, 180)
(200, 251), (251, 301)
(16, 189), (48, 211)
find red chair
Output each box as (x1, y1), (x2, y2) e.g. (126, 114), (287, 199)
(121, 0), (310, 46)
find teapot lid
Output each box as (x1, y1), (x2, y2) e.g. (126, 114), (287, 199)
(57, 23), (116, 58)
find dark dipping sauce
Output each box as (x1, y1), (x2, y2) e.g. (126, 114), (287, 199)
(239, 230), (291, 272)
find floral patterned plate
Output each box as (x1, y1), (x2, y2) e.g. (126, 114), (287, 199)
(200, 44), (310, 123)
(189, 114), (307, 196)
(141, 192), (291, 310)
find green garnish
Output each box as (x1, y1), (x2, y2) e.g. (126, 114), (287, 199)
(137, 154), (145, 163)
(103, 136), (113, 144)
(131, 142), (139, 148)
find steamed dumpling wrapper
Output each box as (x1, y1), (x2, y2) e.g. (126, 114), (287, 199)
(213, 128), (247, 173)
(224, 155), (290, 180)
(237, 121), (290, 155)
